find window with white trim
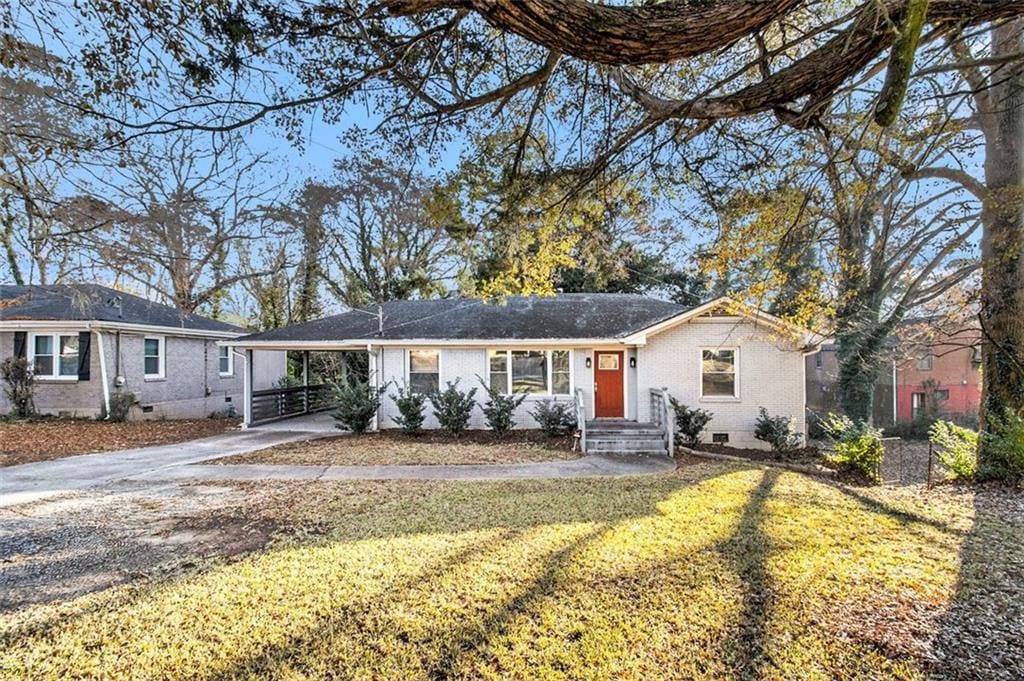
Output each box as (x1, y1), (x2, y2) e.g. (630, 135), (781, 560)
(488, 350), (571, 395)
(30, 333), (79, 379)
(219, 345), (233, 376)
(701, 348), (737, 398)
(408, 350), (440, 393)
(144, 337), (165, 378)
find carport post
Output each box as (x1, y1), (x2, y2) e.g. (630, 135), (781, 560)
(243, 349), (253, 427)
(302, 350), (310, 413)
(368, 344), (379, 432)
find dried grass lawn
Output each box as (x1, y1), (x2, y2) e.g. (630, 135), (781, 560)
(0, 418), (242, 467)
(1, 462), (1021, 679)
(216, 430), (576, 466)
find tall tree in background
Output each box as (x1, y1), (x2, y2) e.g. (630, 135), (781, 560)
(321, 158), (456, 308)
(262, 180), (343, 322)
(73, 132), (280, 314)
(949, 20), (1024, 469)
(0, 42), (90, 284)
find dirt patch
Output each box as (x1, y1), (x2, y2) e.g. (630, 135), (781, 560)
(215, 429), (577, 466)
(0, 482), (281, 612)
(0, 417), (242, 467)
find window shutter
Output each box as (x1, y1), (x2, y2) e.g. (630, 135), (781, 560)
(77, 331), (91, 381)
(13, 331), (27, 359)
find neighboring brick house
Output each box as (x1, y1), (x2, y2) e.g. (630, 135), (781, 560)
(229, 294), (819, 450)
(804, 324), (981, 426)
(1, 284), (286, 419)
(895, 331), (982, 423)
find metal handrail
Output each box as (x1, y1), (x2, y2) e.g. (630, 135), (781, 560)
(574, 387), (587, 453)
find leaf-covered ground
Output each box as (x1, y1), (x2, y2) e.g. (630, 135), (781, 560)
(216, 430), (576, 466)
(0, 418), (242, 466)
(1, 462), (1021, 680)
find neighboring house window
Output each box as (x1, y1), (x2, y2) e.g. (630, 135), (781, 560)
(701, 348), (737, 398)
(408, 350), (440, 393)
(487, 350), (571, 395)
(934, 389), (950, 401)
(912, 392), (926, 419)
(916, 352), (933, 371)
(144, 337), (165, 378)
(219, 346), (233, 376)
(30, 333), (78, 379)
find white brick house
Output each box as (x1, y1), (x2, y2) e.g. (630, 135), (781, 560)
(229, 294), (820, 451)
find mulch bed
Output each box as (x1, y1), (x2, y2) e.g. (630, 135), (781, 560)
(690, 443), (826, 466)
(0, 417), (242, 467)
(376, 429), (574, 448)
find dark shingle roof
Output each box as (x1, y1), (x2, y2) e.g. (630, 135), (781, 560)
(238, 294), (688, 343)
(1, 284), (246, 333)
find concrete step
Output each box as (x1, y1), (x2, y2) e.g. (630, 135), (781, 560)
(587, 441), (668, 455)
(586, 420), (658, 430)
(587, 426), (663, 436)
(588, 433), (665, 443)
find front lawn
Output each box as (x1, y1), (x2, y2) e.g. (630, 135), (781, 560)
(0, 417), (242, 466)
(1, 462), (1020, 679)
(215, 430), (576, 466)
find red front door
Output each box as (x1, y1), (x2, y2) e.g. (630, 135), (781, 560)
(594, 351), (624, 418)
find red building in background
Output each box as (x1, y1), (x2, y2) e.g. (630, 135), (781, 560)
(805, 322), (982, 427)
(895, 334), (982, 423)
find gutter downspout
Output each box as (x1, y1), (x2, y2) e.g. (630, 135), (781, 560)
(94, 326), (111, 419)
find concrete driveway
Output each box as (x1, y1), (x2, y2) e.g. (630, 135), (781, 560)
(0, 414), (337, 508)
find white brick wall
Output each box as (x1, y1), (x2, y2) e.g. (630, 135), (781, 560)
(376, 346), (576, 430)
(636, 318), (806, 449)
(365, 324), (806, 441)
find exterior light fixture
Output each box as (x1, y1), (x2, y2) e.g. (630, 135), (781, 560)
(629, 357), (637, 368)
(585, 357), (592, 369)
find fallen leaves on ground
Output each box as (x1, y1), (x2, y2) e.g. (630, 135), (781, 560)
(0, 418), (242, 466)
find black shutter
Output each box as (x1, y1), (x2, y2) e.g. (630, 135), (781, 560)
(77, 331), (91, 381)
(13, 331), (27, 359)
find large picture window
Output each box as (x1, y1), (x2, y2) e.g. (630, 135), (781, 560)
(408, 350), (440, 393)
(30, 333), (78, 379)
(701, 348), (737, 398)
(488, 350), (571, 396)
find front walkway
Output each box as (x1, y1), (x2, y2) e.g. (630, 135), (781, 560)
(136, 454), (677, 483)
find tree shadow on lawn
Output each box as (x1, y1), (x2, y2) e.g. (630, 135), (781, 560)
(211, 467), (783, 679)
(0, 464), (729, 671)
(8, 460), (972, 678)
(713, 468), (778, 678)
(930, 487), (1024, 680)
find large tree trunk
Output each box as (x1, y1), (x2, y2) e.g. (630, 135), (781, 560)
(978, 20), (1024, 469)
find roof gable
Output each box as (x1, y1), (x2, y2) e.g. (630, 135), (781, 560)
(621, 296), (819, 346)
